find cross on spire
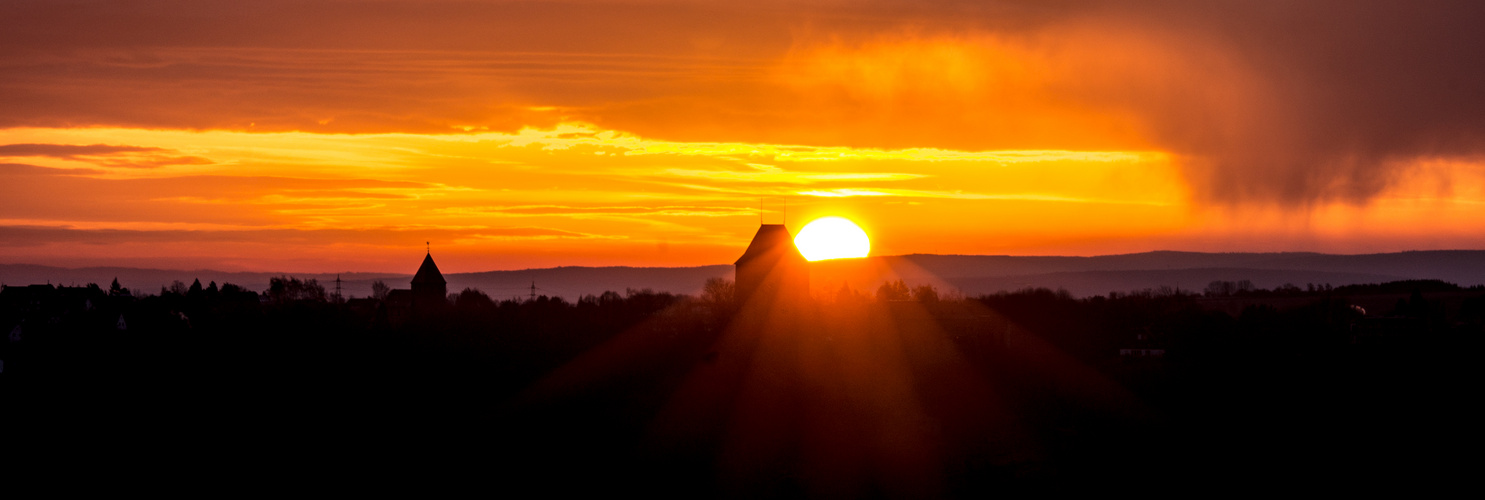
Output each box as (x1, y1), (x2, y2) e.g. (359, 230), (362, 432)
(426, 241), (430, 254)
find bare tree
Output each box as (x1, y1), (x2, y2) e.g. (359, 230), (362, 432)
(371, 280), (390, 301)
(702, 277), (734, 305)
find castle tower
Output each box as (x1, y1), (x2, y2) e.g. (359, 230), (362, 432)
(411, 251), (448, 312)
(734, 224), (809, 306)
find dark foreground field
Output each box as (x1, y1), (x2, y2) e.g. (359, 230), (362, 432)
(3, 283), (1481, 495)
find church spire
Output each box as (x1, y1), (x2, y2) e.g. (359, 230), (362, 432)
(412, 251), (446, 286)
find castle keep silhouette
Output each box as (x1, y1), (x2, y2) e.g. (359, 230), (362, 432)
(734, 223), (809, 306)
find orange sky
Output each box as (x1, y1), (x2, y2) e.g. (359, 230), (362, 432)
(4, 1), (1485, 272)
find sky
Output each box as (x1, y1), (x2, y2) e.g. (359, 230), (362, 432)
(4, 0), (1485, 273)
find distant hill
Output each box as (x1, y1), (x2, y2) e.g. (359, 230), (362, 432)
(944, 268), (1404, 298)
(446, 266), (734, 301)
(4, 250), (1484, 299)
(810, 251), (1485, 297)
(0, 263), (735, 300)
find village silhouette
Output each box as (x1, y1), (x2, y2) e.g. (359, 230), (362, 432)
(2, 221), (1482, 495)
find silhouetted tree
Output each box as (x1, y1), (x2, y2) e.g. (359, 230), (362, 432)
(1205, 280), (1235, 297)
(600, 291), (623, 305)
(371, 280), (391, 301)
(876, 280), (910, 301)
(702, 277), (734, 305)
(169, 280), (189, 295)
(834, 282), (863, 303)
(455, 288), (495, 310)
(267, 276), (327, 303)
(911, 284), (940, 302)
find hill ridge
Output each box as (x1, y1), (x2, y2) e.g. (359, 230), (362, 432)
(5, 250), (1484, 298)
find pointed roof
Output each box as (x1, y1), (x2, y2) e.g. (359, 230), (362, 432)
(735, 224), (804, 266)
(412, 252), (447, 285)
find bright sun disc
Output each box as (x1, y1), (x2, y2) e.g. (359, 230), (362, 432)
(794, 217), (871, 261)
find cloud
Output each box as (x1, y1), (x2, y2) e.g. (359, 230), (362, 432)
(1128, 0), (1485, 206)
(0, 162), (108, 177)
(0, 143), (162, 157)
(470, 227), (620, 240)
(4, 0), (1485, 207)
(0, 142), (211, 168)
(660, 168), (924, 184)
(796, 188), (1172, 206)
(440, 205), (756, 218)
(774, 1), (1485, 206)
(0, 224), (608, 247)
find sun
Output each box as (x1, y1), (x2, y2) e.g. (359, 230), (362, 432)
(794, 217), (871, 261)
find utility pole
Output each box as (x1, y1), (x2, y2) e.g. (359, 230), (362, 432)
(530, 281), (537, 302)
(334, 274), (343, 303)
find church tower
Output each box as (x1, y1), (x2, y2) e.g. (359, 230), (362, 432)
(734, 224), (810, 307)
(411, 250), (448, 312)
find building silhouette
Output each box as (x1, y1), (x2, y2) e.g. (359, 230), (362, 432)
(734, 224), (809, 306)
(411, 251), (448, 314)
(382, 250), (449, 322)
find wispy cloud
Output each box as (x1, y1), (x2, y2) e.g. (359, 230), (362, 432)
(438, 205), (756, 218)
(660, 168), (924, 184)
(0, 143), (161, 157)
(0, 142), (213, 169)
(797, 188), (1175, 206)
(0, 224), (614, 247)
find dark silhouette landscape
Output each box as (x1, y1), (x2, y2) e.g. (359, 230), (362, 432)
(6, 250), (1484, 300)
(7, 0), (1485, 495)
(4, 240), (1482, 494)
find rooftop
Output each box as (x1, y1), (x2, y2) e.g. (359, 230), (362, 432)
(412, 252), (447, 285)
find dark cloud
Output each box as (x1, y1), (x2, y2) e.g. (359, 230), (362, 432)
(1099, 0), (1485, 205)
